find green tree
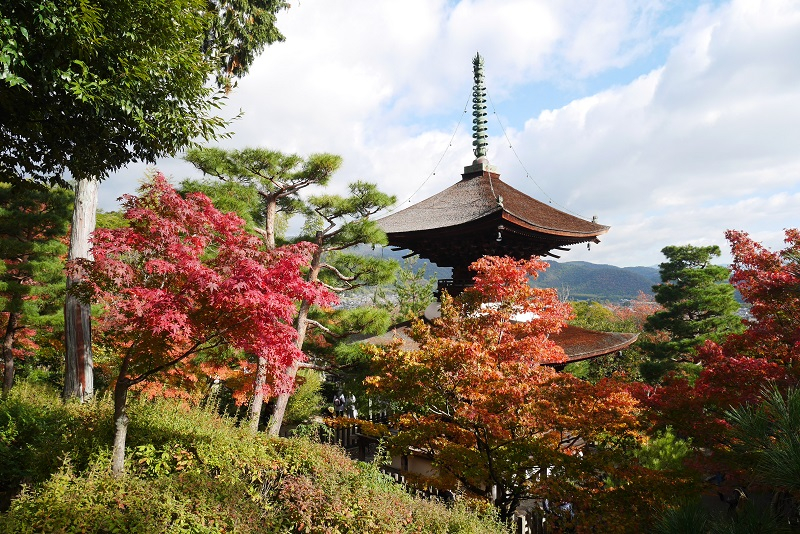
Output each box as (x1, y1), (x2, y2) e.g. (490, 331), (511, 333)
(384, 255), (436, 322)
(642, 245), (743, 381)
(180, 178), (265, 232)
(267, 181), (397, 436)
(0, 183), (72, 395)
(184, 147), (341, 249)
(183, 147), (344, 432)
(283, 368), (325, 425)
(0, 0), (288, 400)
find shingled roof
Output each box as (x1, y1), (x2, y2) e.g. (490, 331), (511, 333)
(378, 164), (609, 271)
(380, 167), (607, 239)
(354, 322), (637, 366)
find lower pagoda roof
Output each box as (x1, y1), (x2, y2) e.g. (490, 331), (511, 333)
(354, 302), (638, 366)
(353, 322), (637, 367)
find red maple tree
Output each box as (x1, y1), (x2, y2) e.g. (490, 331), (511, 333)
(724, 228), (800, 371)
(633, 229), (799, 482)
(73, 174), (334, 475)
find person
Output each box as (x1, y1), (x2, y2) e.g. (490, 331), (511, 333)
(346, 393), (358, 419)
(333, 391), (346, 417)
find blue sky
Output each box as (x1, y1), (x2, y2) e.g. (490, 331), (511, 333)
(101, 0), (800, 267)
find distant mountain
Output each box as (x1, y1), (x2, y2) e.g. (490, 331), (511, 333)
(353, 246), (659, 303)
(531, 261), (658, 302)
(353, 245), (452, 280)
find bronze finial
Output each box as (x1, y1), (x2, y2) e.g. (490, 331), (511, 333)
(472, 53), (488, 159)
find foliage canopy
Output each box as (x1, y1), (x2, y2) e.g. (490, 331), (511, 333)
(0, 0), (287, 184)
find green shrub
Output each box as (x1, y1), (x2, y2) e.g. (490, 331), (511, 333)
(2, 459), (263, 533)
(0, 383), (112, 493)
(635, 426), (692, 471)
(284, 368), (325, 424)
(0, 381), (508, 533)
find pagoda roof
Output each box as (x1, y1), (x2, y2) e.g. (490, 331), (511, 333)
(379, 166), (608, 241)
(353, 322), (637, 366)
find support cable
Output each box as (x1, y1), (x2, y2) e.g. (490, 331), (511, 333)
(382, 93), (470, 215)
(486, 91), (590, 220)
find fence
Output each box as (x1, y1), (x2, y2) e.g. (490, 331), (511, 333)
(378, 466), (548, 533)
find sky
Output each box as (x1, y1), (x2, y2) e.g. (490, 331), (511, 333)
(100, 0), (800, 268)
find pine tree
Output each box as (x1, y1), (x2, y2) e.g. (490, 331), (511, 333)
(266, 181), (397, 435)
(642, 245), (743, 381)
(0, 183), (72, 394)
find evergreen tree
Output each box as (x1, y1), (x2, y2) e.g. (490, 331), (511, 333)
(267, 181), (397, 435)
(642, 245), (743, 381)
(0, 183), (72, 394)
(179, 179), (265, 233)
(382, 255), (436, 322)
(184, 147), (342, 249)
(183, 147), (343, 432)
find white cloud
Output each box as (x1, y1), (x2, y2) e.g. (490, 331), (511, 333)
(101, 0), (800, 268)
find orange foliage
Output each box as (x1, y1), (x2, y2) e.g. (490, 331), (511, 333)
(366, 256), (668, 525)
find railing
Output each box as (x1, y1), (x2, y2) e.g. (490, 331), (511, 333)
(514, 510), (548, 534)
(435, 279), (472, 298)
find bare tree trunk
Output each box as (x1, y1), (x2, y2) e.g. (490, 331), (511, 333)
(267, 300), (311, 436)
(267, 360), (298, 436)
(111, 375), (130, 477)
(63, 178), (98, 401)
(248, 355), (268, 434)
(264, 196), (277, 250)
(2, 312), (19, 396)
(246, 197), (277, 433)
(267, 243), (322, 437)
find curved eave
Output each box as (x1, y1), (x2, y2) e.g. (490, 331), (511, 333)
(502, 210), (609, 240)
(546, 326), (639, 365)
(377, 171), (608, 239)
(354, 323), (639, 366)
(385, 208), (606, 245)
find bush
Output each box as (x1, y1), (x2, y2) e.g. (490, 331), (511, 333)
(635, 426), (692, 471)
(0, 383), (112, 494)
(284, 368), (325, 424)
(2, 460), (263, 533)
(0, 381), (508, 533)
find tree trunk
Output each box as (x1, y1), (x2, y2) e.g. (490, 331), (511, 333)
(111, 375), (130, 477)
(2, 312), (19, 396)
(247, 355), (268, 434)
(267, 242), (322, 437)
(266, 358), (301, 436)
(264, 196), (277, 250)
(63, 178), (98, 401)
(245, 196), (277, 433)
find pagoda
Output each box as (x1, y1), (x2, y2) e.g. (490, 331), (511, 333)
(372, 53), (637, 365)
(378, 53), (609, 297)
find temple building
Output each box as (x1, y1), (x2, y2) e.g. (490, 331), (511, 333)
(371, 53), (637, 365)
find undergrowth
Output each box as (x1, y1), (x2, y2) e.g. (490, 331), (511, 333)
(0, 382), (507, 533)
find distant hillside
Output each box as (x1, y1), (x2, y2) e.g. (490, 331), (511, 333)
(353, 245), (452, 280)
(531, 261), (658, 302)
(351, 246), (658, 303)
